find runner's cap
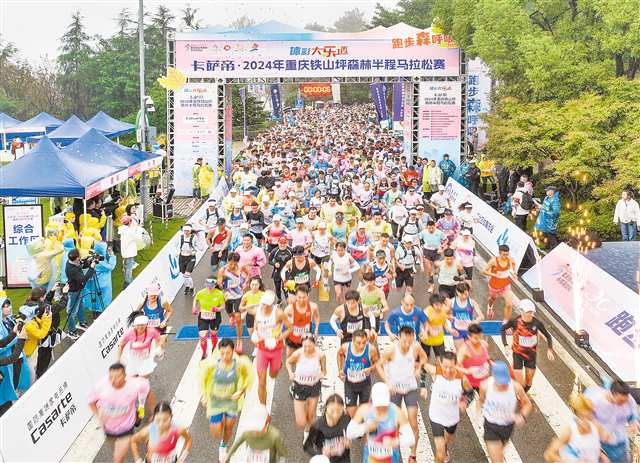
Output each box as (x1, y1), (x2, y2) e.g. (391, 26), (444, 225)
(216, 217), (226, 225)
(309, 456), (331, 463)
(371, 382), (390, 407)
(460, 229), (471, 236)
(245, 404), (269, 432)
(438, 185), (445, 191)
(492, 361), (511, 385)
(357, 221), (367, 229)
(260, 291), (275, 306)
(146, 284), (160, 296)
(273, 214), (282, 221)
(133, 315), (149, 326)
(182, 224), (192, 231)
(318, 221), (327, 229)
(293, 245), (305, 256)
(278, 236), (288, 243)
(520, 299), (536, 313)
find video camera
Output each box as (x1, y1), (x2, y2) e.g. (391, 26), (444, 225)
(81, 250), (105, 267)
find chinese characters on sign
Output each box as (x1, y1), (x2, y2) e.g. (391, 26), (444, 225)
(26, 381), (75, 443)
(289, 45), (348, 57)
(466, 58), (491, 150)
(2, 204), (44, 287)
(605, 311), (636, 348)
(418, 82), (462, 166)
(390, 31), (456, 49)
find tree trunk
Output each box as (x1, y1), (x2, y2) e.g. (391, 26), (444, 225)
(615, 54), (625, 77)
(627, 58), (639, 80)
(568, 0), (578, 20)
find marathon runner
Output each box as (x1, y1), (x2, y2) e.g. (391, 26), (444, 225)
(192, 277), (225, 359)
(282, 245), (321, 301)
(457, 323), (492, 394)
(450, 228), (475, 283)
(365, 249), (395, 299)
(434, 248), (465, 300)
(366, 211), (392, 243)
(176, 224), (204, 296)
(388, 197), (408, 241)
(310, 221), (331, 267)
(218, 252), (249, 352)
(207, 217), (231, 274)
(327, 242), (360, 304)
(130, 402), (192, 463)
(267, 236), (292, 304)
(424, 351), (474, 463)
(384, 294), (427, 343)
(346, 382), (415, 463)
(236, 234), (267, 280)
(501, 299), (555, 392)
(337, 329), (379, 417)
(420, 294), (457, 364)
(139, 283), (173, 358)
(284, 284), (320, 357)
(199, 338), (254, 463)
(479, 361), (532, 463)
(376, 325), (429, 463)
(348, 222), (373, 275)
(286, 333), (326, 442)
(450, 282), (484, 350)
(245, 201), (266, 246)
(263, 214), (288, 254)
(394, 236), (421, 295)
(304, 394), (351, 463)
(419, 220), (446, 293)
(328, 212), (349, 247)
(436, 209), (460, 244)
(483, 244), (517, 324)
(88, 363), (149, 463)
(330, 290), (373, 344)
(400, 209), (422, 246)
(358, 271), (389, 336)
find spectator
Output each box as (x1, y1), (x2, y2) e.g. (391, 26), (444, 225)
(427, 160), (443, 198)
(82, 242), (117, 319)
(534, 186), (561, 249)
(512, 182), (533, 231)
(477, 154), (495, 196)
(439, 154), (456, 186)
(613, 190), (640, 241)
(0, 324), (27, 415)
(65, 248), (96, 340)
(464, 160), (481, 197)
(31, 285), (69, 378)
(192, 157), (203, 198)
(21, 295), (53, 386)
(118, 215), (138, 288)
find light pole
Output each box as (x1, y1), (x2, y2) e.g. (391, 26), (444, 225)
(138, 0), (150, 222)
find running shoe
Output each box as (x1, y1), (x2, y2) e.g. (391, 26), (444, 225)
(486, 305), (494, 319)
(218, 442), (226, 463)
(66, 331), (79, 340)
(184, 287), (189, 295)
(289, 384), (294, 398)
(251, 347), (257, 357)
(303, 430), (309, 445)
(76, 324), (88, 331)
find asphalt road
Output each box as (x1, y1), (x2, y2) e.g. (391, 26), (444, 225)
(88, 246), (595, 463)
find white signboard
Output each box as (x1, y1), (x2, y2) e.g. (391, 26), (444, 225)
(444, 178), (533, 268)
(2, 204), (44, 287)
(0, 180), (229, 463)
(467, 58), (491, 151)
(173, 83), (218, 196)
(418, 81), (462, 166)
(522, 243), (640, 381)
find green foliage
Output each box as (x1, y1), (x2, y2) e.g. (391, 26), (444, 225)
(372, 0), (436, 29)
(333, 9), (368, 32)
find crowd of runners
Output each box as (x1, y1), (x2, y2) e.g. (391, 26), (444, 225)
(88, 104), (639, 463)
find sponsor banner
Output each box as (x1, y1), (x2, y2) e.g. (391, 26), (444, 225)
(370, 83), (388, 124)
(0, 181), (228, 463)
(467, 58), (491, 151)
(403, 81), (413, 156)
(270, 84), (282, 119)
(175, 28), (460, 78)
(9, 197), (37, 205)
(85, 170), (130, 200)
(444, 178), (532, 268)
(299, 82), (332, 98)
(239, 87), (248, 142)
(173, 83), (218, 196)
(2, 204), (44, 287)
(331, 82), (341, 104)
(418, 81), (462, 167)
(522, 243), (640, 381)
(392, 82), (404, 122)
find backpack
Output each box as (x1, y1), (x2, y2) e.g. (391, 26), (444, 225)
(180, 234), (195, 250)
(520, 191), (533, 211)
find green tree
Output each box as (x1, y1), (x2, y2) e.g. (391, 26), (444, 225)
(181, 5), (202, 31)
(57, 11), (93, 117)
(304, 22), (328, 32)
(371, 0), (435, 29)
(333, 8), (368, 32)
(229, 15), (256, 30)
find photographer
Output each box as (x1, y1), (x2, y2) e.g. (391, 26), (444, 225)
(0, 323), (28, 415)
(65, 248), (96, 340)
(20, 291), (53, 387)
(35, 285), (69, 378)
(83, 242), (116, 320)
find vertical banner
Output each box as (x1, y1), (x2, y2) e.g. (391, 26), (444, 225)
(239, 87), (248, 144)
(224, 84), (233, 179)
(370, 83), (388, 127)
(467, 58), (491, 151)
(295, 95), (304, 109)
(2, 204), (44, 287)
(418, 81), (462, 167)
(173, 83), (218, 196)
(403, 81), (413, 157)
(331, 81), (341, 104)
(270, 84), (282, 120)
(392, 82), (404, 131)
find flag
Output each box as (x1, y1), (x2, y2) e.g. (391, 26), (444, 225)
(270, 84), (282, 120)
(370, 83), (388, 124)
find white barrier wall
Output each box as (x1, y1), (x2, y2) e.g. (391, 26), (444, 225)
(444, 178), (534, 268)
(0, 179), (228, 463)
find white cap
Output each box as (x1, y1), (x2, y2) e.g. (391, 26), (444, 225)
(461, 229), (471, 236)
(245, 404), (269, 432)
(182, 224), (192, 231)
(133, 315), (149, 326)
(309, 457), (331, 463)
(260, 291), (276, 306)
(371, 382), (390, 407)
(233, 201), (243, 208)
(357, 221), (366, 229)
(272, 214), (282, 221)
(438, 185), (445, 191)
(240, 222), (249, 229)
(520, 299), (536, 313)
(318, 221), (327, 229)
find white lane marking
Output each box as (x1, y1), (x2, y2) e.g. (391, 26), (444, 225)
(493, 337), (573, 436)
(444, 337), (523, 463)
(64, 346), (202, 463)
(230, 352), (276, 463)
(317, 336), (344, 417)
(376, 336), (435, 463)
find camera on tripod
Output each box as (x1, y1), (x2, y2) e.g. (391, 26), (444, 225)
(82, 250), (104, 267)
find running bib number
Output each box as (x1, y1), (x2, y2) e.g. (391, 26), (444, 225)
(347, 369), (367, 383)
(518, 335), (537, 348)
(323, 436), (346, 457)
(147, 318), (161, 328)
(346, 321), (362, 333)
(454, 319), (470, 330)
(367, 441), (393, 459)
(150, 453), (176, 463)
(375, 276), (388, 287)
(428, 325), (443, 337)
(292, 325), (309, 337)
(294, 273), (309, 284)
(470, 364), (490, 379)
(247, 448), (270, 463)
(295, 373), (319, 386)
(393, 381), (416, 394)
(130, 348), (150, 359)
(200, 310), (216, 320)
(496, 270), (511, 279)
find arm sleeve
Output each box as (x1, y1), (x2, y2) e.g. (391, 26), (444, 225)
(500, 318), (516, 346)
(536, 320), (553, 349)
(329, 313), (341, 334)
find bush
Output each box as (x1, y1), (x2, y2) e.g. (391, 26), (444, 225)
(557, 201), (619, 242)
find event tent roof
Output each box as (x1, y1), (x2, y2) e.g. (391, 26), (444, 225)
(63, 129), (162, 176)
(7, 112), (63, 134)
(0, 112), (20, 130)
(86, 111), (135, 138)
(27, 115), (108, 145)
(0, 136), (127, 198)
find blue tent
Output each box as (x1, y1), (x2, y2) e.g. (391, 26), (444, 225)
(0, 136), (128, 198)
(63, 129), (161, 174)
(86, 111), (135, 138)
(27, 115), (107, 146)
(0, 113), (20, 130)
(4, 112), (63, 141)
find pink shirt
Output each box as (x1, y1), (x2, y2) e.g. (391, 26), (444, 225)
(290, 228), (312, 249)
(88, 376), (150, 435)
(237, 245), (267, 278)
(122, 327), (160, 358)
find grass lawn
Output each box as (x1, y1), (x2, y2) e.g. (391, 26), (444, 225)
(3, 216), (185, 318)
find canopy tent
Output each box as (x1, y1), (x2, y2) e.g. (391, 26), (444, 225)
(86, 111), (135, 138)
(4, 112), (63, 139)
(0, 136), (128, 198)
(0, 112), (21, 130)
(27, 115), (108, 146)
(63, 129), (162, 177)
